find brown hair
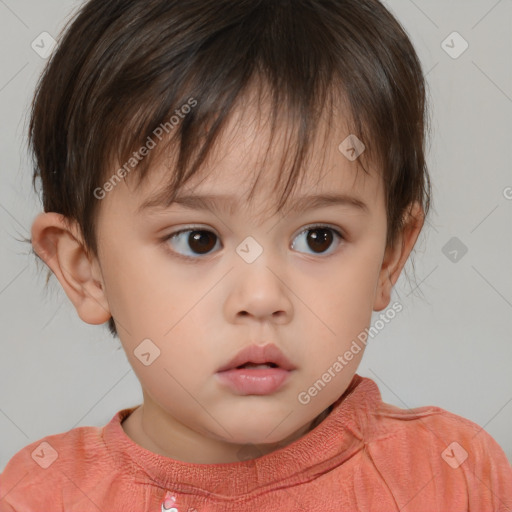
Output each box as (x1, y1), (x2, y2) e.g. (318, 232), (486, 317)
(29, 0), (432, 337)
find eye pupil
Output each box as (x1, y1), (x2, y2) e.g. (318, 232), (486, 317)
(308, 228), (333, 253)
(189, 230), (216, 254)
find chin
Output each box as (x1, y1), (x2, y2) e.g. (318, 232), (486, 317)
(230, 423), (302, 449)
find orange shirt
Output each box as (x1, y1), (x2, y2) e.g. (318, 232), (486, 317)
(1, 375), (511, 511)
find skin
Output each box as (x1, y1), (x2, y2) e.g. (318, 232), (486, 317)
(31, 90), (424, 464)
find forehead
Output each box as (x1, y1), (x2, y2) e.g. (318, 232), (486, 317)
(126, 85), (383, 218)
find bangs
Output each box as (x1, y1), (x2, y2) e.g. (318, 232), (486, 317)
(114, 74), (371, 221)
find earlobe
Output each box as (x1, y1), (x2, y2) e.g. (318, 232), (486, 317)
(373, 202), (425, 312)
(31, 212), (111, 325)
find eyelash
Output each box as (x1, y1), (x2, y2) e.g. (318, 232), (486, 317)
(161, 224), (345, 262)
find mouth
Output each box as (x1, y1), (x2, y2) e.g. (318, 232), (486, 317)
(216, 365), (293, 395)
(235, 362), (279, 369)
(216, 343), (296, 373)
(216, 344), (296, 395)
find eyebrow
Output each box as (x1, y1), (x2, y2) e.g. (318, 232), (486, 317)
(138, 191), (369, 215)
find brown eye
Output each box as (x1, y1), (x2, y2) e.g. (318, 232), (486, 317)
(307, 228), (334, 253)
(187, 230), (217, 254)
(166, 228), (220, 258)
(291, 226), (343, 255)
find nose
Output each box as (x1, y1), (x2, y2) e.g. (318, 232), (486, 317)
(224, 248), (293, 325)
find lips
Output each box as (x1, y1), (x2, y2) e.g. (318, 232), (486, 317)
(216, 344), (296, 373)
(216, 343), (296, 395)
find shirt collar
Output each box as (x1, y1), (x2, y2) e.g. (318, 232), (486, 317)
(102, 374), (382, 497)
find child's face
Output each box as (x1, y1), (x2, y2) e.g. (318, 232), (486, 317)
(33, 95), (422, 463)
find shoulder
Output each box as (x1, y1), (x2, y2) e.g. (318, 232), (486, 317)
(364, 397), (512, 509)
(372, 398), (507, 456)
(0, 412), (123, 510)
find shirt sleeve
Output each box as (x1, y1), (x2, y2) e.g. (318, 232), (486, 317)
(0, 444), (63, 511)
(464, 427), (512, 511)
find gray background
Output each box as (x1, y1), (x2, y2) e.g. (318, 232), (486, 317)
(1, 0), (511, 473)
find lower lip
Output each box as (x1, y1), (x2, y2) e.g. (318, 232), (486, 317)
(216, 367), (293, 395)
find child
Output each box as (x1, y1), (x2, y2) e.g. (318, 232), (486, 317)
(1, 0), (511, 510)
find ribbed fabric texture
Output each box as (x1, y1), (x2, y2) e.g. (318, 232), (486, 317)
(2, 375), (511, 511)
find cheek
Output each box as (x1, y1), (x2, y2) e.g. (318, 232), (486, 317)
(301, 245), (383, 339)
(99, 241), (185, 332)
(101, 244), (218, 374)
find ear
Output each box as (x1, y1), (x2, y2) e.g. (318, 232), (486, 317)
(373, 202), (425, 311)
(31, 212), (111, 325)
